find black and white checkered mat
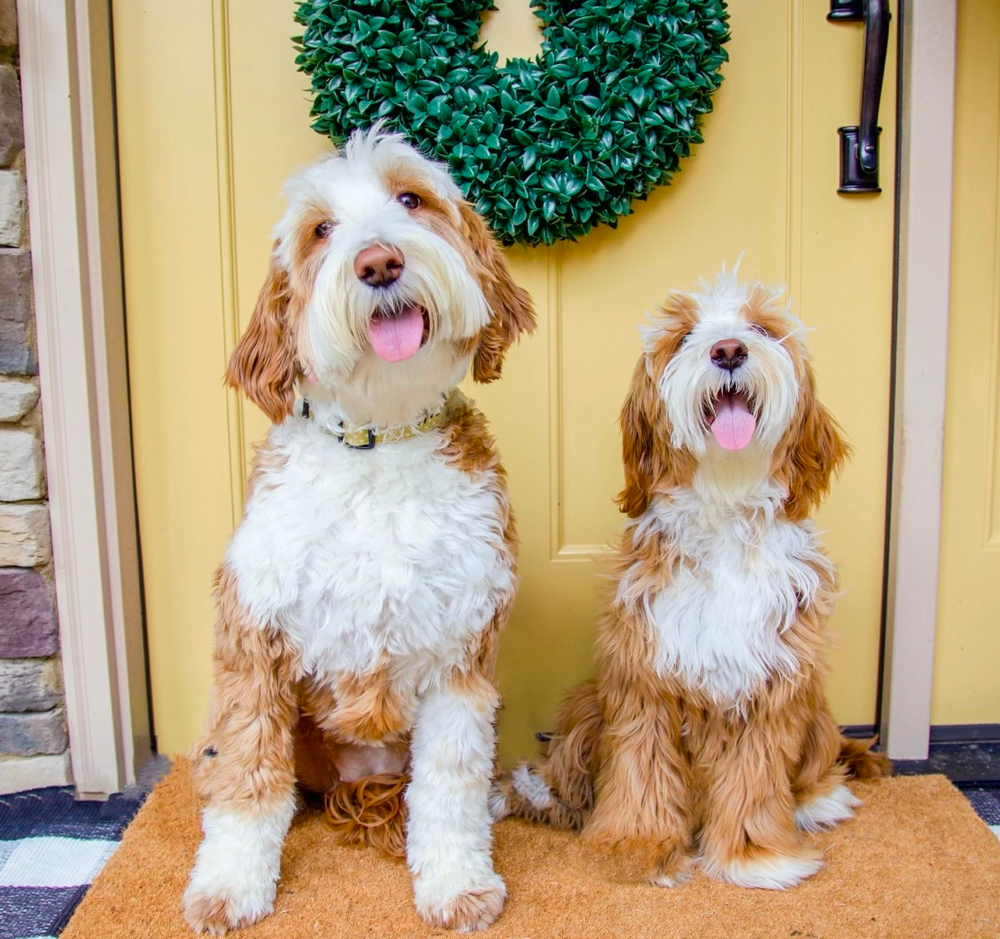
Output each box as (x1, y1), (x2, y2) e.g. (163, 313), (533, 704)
(0, 777), (997, 939)
(962, 785), (1000, 835)
(0, 787), (145, 939)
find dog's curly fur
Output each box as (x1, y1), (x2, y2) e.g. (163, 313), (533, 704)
(183, 129), (534, 935)
(323, 774), (409, 857)
(496, 269), (889, 890)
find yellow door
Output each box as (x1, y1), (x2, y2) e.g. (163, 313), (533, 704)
(932, 0), (1000, 728)
(114, 1), (896, 760)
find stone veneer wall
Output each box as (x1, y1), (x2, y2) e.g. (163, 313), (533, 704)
(0, 0), (69, 795)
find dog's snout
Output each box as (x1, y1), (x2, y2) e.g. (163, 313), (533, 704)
(710, 339), (748, 372)
(354, 245), (405, 288)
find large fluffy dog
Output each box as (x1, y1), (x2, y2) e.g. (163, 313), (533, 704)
(183, 129), (534, 934)
(495, 269), (888, 889)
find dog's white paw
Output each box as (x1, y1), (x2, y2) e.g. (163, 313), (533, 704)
(182, 879), (275, 935)
(183, 802), (292, 934)
(511, 764), (554, 810)
(707, 848), (824, 890)
(413, 872), (506, 932)
(795, 783), (861, 832)
(488, 782), (510, 822)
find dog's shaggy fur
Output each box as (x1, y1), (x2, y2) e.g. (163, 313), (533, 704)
(182, 129), (534, 934)
(494, 269), (889, 890)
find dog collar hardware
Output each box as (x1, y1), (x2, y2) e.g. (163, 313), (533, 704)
(336, 406), (447, 449)
(303, 391), (456, 450)
(340, 427), (378, 450)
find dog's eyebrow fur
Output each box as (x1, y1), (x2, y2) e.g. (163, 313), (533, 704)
(379, 164), (447, 212)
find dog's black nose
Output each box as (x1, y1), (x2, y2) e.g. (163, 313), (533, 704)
(710, 339), (748, 372)
(354, 244), (405, 287)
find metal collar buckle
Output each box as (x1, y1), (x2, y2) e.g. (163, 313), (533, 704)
(338, 428), (377, 450)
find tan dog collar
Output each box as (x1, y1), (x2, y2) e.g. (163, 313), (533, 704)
(303, 390), (457, 450)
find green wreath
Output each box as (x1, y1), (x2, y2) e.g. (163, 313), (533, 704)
(295, 0), (729, 246)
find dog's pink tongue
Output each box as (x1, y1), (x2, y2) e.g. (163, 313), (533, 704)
(369, 305), (424, 362)
(711, 392), (757, 451)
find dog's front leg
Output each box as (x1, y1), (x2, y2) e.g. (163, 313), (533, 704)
(582, 618), (696, 887)
(183, 577), (299, 935)
(406, 672), (505, 932)
(583, 684), (696, 887)
(699, 711), (823, 890)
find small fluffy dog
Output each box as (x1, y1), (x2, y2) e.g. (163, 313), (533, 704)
(495, 269), (889, 889)
(182, 129), (534, 934)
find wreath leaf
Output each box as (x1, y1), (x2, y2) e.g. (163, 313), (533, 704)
(295, 0), (729, 246)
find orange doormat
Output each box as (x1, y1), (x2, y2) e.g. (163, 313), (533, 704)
(63, 761), (1000, 939)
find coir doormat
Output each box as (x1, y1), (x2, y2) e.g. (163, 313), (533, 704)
(63, 761), (1000, 939)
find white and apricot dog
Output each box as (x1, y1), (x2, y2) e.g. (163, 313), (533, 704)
(183, 129), (534, 934)
(495, 269), (889, 889)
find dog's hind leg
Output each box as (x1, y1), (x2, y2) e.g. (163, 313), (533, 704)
(183, 566), (300, 935)
(838, 734), (892, 779)
(793, 732), (891, 833)
(791, 706), (860, 833)
(791, 704), (890, 834)
(492, 679), (604, 831)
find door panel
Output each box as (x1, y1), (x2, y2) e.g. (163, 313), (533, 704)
(112, 1), (242, 748)
(115, 1), (896, 759)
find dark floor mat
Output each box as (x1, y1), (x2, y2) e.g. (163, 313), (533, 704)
(0, 763), (165, 939)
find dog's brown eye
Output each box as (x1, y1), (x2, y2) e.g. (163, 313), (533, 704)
(397, 192), (422, 210)
(749, 323), (771, 338)
(314, 220), (333, 238)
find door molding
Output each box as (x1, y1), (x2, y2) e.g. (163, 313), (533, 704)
(18, 0), (149, 795)
(880, 0), (957, 760)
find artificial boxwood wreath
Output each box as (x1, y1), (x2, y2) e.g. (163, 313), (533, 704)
(294, 0), (729, 246)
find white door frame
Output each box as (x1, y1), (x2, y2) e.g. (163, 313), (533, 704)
(17, 0), (950, 791)
(18, 0), (149, 797)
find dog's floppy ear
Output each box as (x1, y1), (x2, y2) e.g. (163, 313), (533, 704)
(226, 246), (298, 423)
(616, 356), (668, 519)
(458, 201), (536, 383)
(782, 368), (851, 521)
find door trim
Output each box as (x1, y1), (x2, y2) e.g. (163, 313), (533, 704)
(880, 0), (957, 760)
(18, 0), (149, 795)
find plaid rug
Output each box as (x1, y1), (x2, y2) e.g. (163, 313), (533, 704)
(0, 787), (146, 939)
(962, 784), (1000, 838)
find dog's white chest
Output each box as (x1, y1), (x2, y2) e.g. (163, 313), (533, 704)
(644, 504), (831, 704)
(225, 421), (513, 684)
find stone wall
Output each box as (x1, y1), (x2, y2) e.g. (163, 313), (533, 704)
(0, 0), (69, 795)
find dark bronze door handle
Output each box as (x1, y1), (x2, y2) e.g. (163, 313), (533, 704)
(829, 0), (892, 194)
